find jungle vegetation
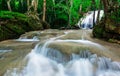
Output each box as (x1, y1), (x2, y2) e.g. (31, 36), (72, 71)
(0, 0), (120, 41)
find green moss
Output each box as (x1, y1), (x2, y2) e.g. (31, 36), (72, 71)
(93, 25), (104, 38)
(0, 11), (28, 21)
(93, 17), (120, 42)
(0, 28), (11, 40)
(28, 18), (43, 30)
(6, 24), (25, 34)
(0, 11), (43, 41)
(108, 39), (115, 42)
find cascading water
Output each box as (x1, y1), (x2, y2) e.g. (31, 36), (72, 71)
(15, 36), (39, 42)
(77, 10), (104, 29)
(4, 47), (120, 76)
(4, 30), (120, 76)
(4, 33), (120, 76)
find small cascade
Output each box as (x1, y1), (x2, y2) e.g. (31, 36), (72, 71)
(4, 49), (120, 76)
(0, 49), (12, 53)
(77, 10), (104, 29)
(47, 48), (70, 63)
(65, 59), (93, 76)
(15, 36), (39, 42)
(0, 49), (12, 60)
(4, 30), (120, 76)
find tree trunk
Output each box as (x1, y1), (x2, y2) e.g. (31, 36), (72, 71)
(31, 0), (38, 12)
(68, 0), (73, 28)
(96, 0), (102, 23)
(27, 0), (30, 11)
(34, 0), (38, 12)
(42, 0), (46, 21)
(7, 0), (12, 11)
(96, 10), (100, 23)
(101, 0), (108, 19)
(92, 0), (96, 26)
(93, 11), (95, 26)
(79, 4), (82, 13)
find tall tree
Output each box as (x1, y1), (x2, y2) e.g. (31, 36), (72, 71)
(66, 0), (73, 27)
(101, 0), (108, 19)
(32, 0), (38, 12)
(91, 0), (96, 26)
(27, 0), (38, 12)
(43, 0), (46, 21)
(96, 0), (102, 23)
(68, 0), (73, 27)
(27, 0), (30, 11)
(7, 0), (12, 11)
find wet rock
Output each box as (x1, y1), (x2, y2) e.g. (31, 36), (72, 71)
(0, 40), (36, 76)
(0, 29), (120, 76)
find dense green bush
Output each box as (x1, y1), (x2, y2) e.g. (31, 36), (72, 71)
(1, 0), (119, 29)
(0, 0), (95, 28)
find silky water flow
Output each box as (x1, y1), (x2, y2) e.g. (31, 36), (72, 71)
(4, 35), (120, 76)
(4, 29), (120, 76)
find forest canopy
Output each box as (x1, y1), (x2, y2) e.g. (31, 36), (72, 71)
(0, 0), (120, 41)
(0, 0), (101, 28)
(0, 0), (120, 28)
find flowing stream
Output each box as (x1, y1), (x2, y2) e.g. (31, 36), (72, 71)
(77, 10), (104, 29)
(4, 30), (120, 76)
(3, 11), (120, 76)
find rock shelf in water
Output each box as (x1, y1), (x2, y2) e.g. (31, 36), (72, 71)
(0, 29), (120, 76)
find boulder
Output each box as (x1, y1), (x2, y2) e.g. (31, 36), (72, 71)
(0, 11), (43, 41)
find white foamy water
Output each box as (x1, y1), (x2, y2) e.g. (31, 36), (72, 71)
(4, 38), (120, 76)
(77, 10), (104, 29)
(15, 36), (39, 42)
(4, 49), (120, 76)
(4, 30), (120, 76)
(65, 59), (93, 76)
(0, 49), (12, 53)
(15, 39), (39, 42)
(4, 49), (95, 76)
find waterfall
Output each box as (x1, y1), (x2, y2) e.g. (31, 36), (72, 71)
(4, 40), (120, 76)
(4, 48), (120, 76)
(4, 30), (120, 76)
(77, 10), (104, 29)
(15, 36), (39, 42)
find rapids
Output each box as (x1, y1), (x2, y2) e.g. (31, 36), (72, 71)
(3, 29), (120, 76)
(1, 10), (119, 76)
(77, 10), (104, 29)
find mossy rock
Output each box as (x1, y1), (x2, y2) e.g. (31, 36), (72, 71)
(0, 11), (27, 21)
(28, 17), (43, 30)
(0, 11), (43, 41)
(93, 18), (120, 41)
(93, 24), (105, 38)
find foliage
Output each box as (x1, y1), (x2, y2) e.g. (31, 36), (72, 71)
(0, 0), (120, 28)
(0, 11), (27, 21)
(0, 0), (94, 28)
(93, 0), (120, 41)
(0, 0), (2, 10)
(109, 8), (120, 23)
